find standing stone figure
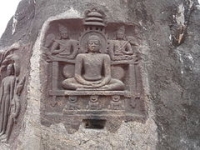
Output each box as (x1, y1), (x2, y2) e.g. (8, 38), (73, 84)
(2, 75), (25, 142)
(0, 53), (25, 141)
(62, 35), (125, 90)
(0, 64), (16, 140)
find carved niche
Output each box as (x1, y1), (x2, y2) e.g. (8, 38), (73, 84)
(42, 8), (146, 132)
(0, 43), (26, 142)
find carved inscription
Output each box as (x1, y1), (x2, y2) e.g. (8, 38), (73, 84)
(42, 8), (146, 132)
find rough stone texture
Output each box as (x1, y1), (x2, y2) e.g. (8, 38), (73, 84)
(40, 119), (157, 150)
(0, 0), (200, 149)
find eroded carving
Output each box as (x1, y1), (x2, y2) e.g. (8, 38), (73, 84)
(45, 24), (79, 60)
(67, 96), (79, 110)
(109, 95), (124, 110)
(87, 96), (101, 110)
(109, 26), (133, 60)
(42, 8), (146, 133)
(0, 44), (25, 141)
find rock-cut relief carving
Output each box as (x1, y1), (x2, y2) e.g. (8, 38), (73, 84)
(87, 96), (101, 110)
(62, 34), (125, 91)
(45, 24), (79, 60)
(109, 26), (134, 61)
(0, 43), (25, 142)
(42, 8), (146, 132)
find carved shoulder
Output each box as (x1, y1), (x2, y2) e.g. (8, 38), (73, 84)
(100, 53), (110, 61)
(77, 53), (85, 57)
(102, 53), (110, 58)
(76, 53), (85, 60)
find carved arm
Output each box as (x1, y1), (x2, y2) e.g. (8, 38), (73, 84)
(93, 55), (111, 87)
(74, 55), (93, 86)
(122, 42), (133, 55)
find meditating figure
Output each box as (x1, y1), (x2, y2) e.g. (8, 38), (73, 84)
(62, 35), (125, 90)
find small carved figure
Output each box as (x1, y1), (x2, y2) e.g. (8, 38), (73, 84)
(87, 96), (101, 110)
(62, 35), (125, 90)
(67, 96), (79, 110)
(109, 95), (124, 110)
(109, 26), (134, 61)
(50, 24), (79, 59)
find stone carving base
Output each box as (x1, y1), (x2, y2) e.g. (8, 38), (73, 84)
(43, 91), (146, 132)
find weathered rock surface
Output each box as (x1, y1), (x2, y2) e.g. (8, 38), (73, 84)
(0, 0), (200, 150)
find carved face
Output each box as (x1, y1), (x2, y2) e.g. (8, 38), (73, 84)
(88, 39), (100, 52)
(60, 30), (69, 39)
(7, 64), (14, 75)
(116, 31), (125, 39)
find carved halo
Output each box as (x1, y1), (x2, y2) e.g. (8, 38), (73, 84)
(79, 30), (108, 54)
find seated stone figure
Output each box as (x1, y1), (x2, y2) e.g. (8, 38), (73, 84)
(62, 35), (125, 91)
(109, 26), (134, 60)
(50, 24), (78, 59)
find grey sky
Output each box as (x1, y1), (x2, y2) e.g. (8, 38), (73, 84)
(0, 0), (200, 38)
(0, 0), (21, 37)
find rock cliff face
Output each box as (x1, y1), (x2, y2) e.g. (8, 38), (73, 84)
(0, 0), (200, 150)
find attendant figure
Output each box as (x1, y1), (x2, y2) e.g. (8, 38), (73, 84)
(50, 24), (79, 59)
(109, 26), (134, 60)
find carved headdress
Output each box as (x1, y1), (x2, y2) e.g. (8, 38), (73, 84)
(58, 24), (68, 33)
